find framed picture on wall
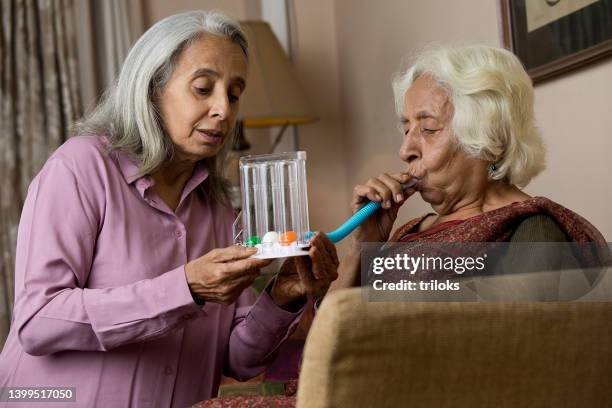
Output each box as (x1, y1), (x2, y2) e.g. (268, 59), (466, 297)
(500, 0), (612, 83)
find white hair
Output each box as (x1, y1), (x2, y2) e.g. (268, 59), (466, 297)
(392, 44), (545, 187)
(74, 10), (248, 203)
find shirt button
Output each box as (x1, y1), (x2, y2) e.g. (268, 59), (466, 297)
(164, 365), (174, 375)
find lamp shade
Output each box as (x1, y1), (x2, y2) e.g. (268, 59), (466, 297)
(239, 21), (318, 128)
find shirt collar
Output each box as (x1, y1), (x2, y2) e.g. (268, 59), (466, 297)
(114, 149), (211, 198)
(115, 150), (142, 185)
(181, 161), (210, 201)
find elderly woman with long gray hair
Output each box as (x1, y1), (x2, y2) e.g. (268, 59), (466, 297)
(0, 11), (337, 407)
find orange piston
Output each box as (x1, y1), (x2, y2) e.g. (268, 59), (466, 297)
(278, 231), (297, 246)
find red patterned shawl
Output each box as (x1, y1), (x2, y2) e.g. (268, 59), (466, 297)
(375, 197), (611, 282)
(390, 197), (606, 243)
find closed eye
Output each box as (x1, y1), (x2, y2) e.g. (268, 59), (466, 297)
(195, 87), (211, 95)
(228, 92), (240, 103)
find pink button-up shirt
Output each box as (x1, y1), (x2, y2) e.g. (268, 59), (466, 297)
(0, 136), (303, 407)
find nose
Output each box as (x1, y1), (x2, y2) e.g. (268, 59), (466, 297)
(209, 88), (230, 120)
(399, 131), (420, 163)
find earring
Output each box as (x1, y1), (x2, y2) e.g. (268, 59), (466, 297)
(488, 162), (498, 179)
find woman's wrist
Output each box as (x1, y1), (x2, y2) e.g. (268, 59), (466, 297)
(183, 262), (206, 305)
(184, 261), (196, 286)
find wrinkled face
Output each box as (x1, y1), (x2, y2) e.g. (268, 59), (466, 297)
(157, 34), (247, 162)
(399, 75), (486, 212)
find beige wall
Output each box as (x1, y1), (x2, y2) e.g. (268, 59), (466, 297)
(144, 0), (254, 23)
(333, 0), (612, 240)
(292, 0), (350, 242)
(526, 61), (612, 239)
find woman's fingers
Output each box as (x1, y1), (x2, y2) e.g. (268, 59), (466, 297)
(316, 232), (339, 267)
(353, 172), (417, 211)
(271, 236), (338, 303)
(379, 173), (406, 204)
(308, 246), (322, 280)
(310, 233), (339, 278)
(206, 245), (271, 278)
(353, 184), (382, 206)
(297, 251), (334, 298)
(187, 247), (272, 305)
(392, 172), (419, 198)
(389, 172), (412, 184)
(223, 257), (271, 277)
(359, 174), (404, 210)
(310, 247), (332, 282)
(209, 245), (257, 262)
(294, 255), (316, 288)
(367, 177), (393, 208)
(304, 233), (339, 284)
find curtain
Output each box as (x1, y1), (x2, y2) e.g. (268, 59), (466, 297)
(0, 0), (82, 348)
(74, 0), (145, 108)
(0, 0), (145, 347)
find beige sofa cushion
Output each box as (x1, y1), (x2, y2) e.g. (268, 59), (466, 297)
(297, 288), (612, 408)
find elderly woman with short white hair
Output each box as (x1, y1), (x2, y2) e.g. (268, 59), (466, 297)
(0, 11), (337, 407)
(330, 44), (605, 290)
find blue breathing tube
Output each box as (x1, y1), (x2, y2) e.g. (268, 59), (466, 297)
(308, 179), (418, 244)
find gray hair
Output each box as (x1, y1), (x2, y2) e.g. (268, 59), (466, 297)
(392, 44), (545, 187)
(73, 10), (248, 203)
